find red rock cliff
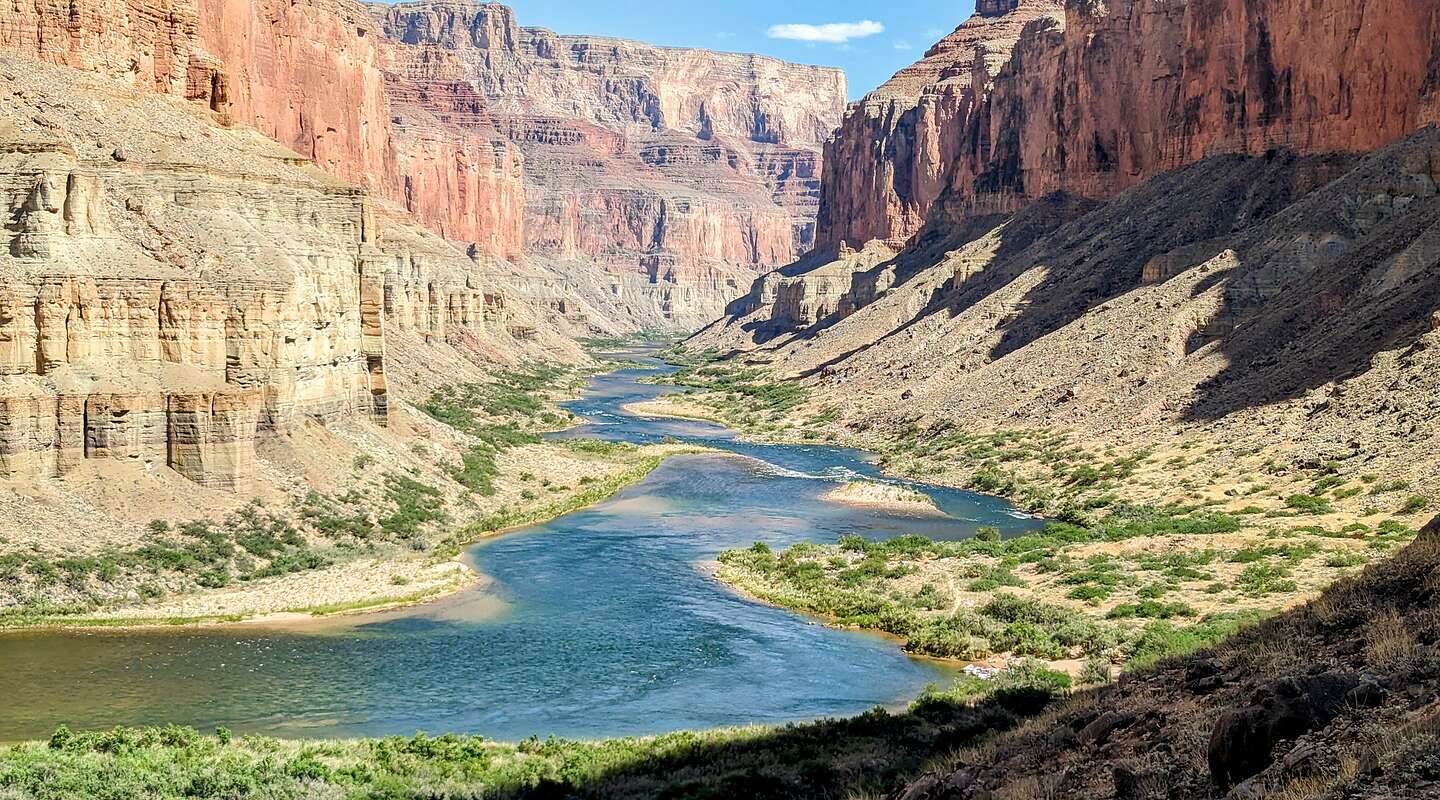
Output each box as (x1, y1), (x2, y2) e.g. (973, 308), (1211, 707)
(195, 0), (528, 257)
(372, 0), (848, 326)
(959, 0), (1440, 212)
(0, 0), (213, 95)
(815, 0), (1064, 251)
(822, 0), (1440, 253)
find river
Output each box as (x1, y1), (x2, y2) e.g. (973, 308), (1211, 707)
(0, 348), (1042, 742)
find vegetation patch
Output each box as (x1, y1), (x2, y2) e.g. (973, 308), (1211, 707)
(0, 670), (1066, 800)
(716, 503), (1404, 669)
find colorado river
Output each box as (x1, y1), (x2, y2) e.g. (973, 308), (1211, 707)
(0, 348), (1042, 742)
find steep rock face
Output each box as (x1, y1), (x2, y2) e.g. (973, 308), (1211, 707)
(724, 0), (1440, 342)
(372, 1), (847, 327)
(815, 0), (1064, 251)
(0, 50), (572, 490)
(195, 0), (530, 258)
(0, 0), (218, 95)
(961, 0), (1440, 215)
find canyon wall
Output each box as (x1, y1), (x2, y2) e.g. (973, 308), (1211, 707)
(960, 0), (1440, 215)
(0, 34), (571, 490)
(815, 0), (1064, 252)
(734, 0), (1440, 339)
(372, 1), (847, 328)
(194, 0), (530, 258)
(819, 0), (1440, 255)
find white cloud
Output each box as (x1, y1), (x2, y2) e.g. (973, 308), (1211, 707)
(766, 20), (884, 44)
(715, 31), (736, 40)
(893, 40), (913, 50)
(923, 27), (946, 39)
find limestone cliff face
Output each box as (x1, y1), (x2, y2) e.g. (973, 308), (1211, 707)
(6, 0), (843, 333)
(820, 0), (1440, 255)
(372, 1), (848, 327)
(816, 0), (1064, 251)
(0, 46), (572, 490)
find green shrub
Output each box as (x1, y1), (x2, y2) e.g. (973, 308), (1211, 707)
(1078, 657), (1113, 686)
(991, 658), (1072, 714)
(973, 526), (1001, 543)
(1400, 495), (1431, 514)
(1237, 563), (1297, 596)
(1285, 494), (1333, 514)
(1127, 613), (1263, 669)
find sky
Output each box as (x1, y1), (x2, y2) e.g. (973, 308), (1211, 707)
(491, 0), (978, 100)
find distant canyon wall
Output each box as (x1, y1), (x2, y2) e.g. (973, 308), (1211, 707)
(3, 0), (837, 330)
(196, 0), (846, 327)
(371, 1), (847, 327)
(815, 0), (1065, 252)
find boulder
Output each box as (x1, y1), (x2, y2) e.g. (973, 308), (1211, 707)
(1208, 671), (1361, 789)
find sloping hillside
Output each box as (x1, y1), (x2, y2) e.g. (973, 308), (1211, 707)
(897, 517), (1440, 799)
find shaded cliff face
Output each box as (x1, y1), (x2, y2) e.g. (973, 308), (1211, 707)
(372, 1), (848, 328)
(815, 0), (1064, 252)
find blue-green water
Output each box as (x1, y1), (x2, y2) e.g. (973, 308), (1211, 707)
(0, 349), (1041, 742)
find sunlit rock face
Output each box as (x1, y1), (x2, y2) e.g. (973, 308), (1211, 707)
(815, 0), (1065, 253)
(727, 0), (1440, 341)
(371, 1), (848, 328)
(0, 4), (577, 489)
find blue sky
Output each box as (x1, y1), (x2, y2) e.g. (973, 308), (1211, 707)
(497, 0), (977, 100)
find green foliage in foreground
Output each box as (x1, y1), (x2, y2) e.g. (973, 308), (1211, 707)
(1, 689), (1039, 800)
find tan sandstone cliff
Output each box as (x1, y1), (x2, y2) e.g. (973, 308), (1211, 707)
(0, 1), (579, 494)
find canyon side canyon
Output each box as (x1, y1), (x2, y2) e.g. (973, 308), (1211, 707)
(705, 0), (1440, 454)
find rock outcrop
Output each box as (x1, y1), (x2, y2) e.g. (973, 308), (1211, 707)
(815, 0), (1064, 252)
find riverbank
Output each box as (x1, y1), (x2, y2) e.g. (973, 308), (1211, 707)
(639, 360), (1425, 675)
(0, 665), (1067, 799)
(0, 441), (702, 631)
(0, 357), (704, 631)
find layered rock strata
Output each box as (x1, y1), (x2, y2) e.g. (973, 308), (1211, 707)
(728, 0), (1440, 339)
(371, 1), (847, 327)
(0, 52), (571, 490)
(815, 0), (1064, 252)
